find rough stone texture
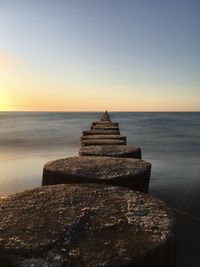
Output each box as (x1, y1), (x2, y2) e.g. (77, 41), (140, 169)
(92, 126), (119, 131)
(83, 130), (120, 136)
(81, 139), (126, 147)
(0, 184), (175, 267)
(79, 145), (142, 159)
(92, 121), (118, 127)
(81, 135), (126, 141)
(42, 156), (151, 193)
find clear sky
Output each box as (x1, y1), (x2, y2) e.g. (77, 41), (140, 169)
(0, 0), (199, 111)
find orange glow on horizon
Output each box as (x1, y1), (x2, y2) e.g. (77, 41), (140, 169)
(0, 79), (199, 112)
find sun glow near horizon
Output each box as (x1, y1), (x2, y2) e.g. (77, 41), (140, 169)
(0, 90), (14, 111)
(1, 77), (199, 112)
(0, 89), (199, 112)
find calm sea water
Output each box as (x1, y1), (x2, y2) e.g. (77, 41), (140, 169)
(1, 112), (199, 203)
(0, 111), (200, 266)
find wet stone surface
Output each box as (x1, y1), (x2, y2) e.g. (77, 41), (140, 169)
(79, 145), (141, 159)
(0, 184), (175, 267)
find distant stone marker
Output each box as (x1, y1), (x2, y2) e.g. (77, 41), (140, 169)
(42, 156), (151, 193)
(0, 184), (175, 267)
(100, 110), (110, 121)
(79, 144), (142, 159)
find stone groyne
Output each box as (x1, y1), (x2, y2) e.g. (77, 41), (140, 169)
(0, 111), (176, 267)
(42, 112), (151, 192)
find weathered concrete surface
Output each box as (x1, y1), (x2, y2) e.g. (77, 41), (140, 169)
(81, 134), (126, 141)
(0, 184), (175, 267)
(92, 121), (118, 127)
(81, 139), (126, 147)
(42, 156), (151, 193)
(91, 125), (119, 130)
(83, 130), (120, 135)
(79, 145), (142, 159)
(92, 126), (119, 131)
(91, 122), (118, 129)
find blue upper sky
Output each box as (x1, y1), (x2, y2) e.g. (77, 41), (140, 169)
(0, 0), (199, 111)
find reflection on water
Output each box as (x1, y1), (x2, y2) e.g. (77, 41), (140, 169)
(0, 112), (99, 195)
(0, 149), (79, 196)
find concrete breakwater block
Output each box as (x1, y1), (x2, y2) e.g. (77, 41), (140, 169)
(83, 129), (120, 135)
(42, 156), (151, 193)
(81, 134), (126, 141)
(92, 126), (119, 131)
(91, 125), (119, 130)
(79, 144), (142, 159)
(92, 125), (119, 130)
(81, 139), (126, 147)
(0, 184), (175, 267)
(92, 121), (119, 127)
(91, 123), (118, 128)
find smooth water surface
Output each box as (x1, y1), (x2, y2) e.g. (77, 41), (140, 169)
(0, 112), (199, 209)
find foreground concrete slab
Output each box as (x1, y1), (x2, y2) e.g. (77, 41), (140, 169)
(42, 156), (151, 193)
(79, 144), (142, 159)
(81, 139), (126, 147)
(0, 184), (175, 267)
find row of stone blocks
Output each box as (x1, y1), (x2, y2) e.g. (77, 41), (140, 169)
(0, 112), (176, 267)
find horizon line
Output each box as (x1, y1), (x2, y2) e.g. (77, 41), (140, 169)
(0, 110), (200, 113)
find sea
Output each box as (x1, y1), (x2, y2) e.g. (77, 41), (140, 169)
(0, 111), (200, 267)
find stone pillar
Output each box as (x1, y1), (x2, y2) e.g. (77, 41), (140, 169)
(42, 156), (151, 193)
(81, 134), (126, 141)
(83, 130), (120, 135)
(79, 144), (142, 159)
(0, 184), (176, 267)
(81, 139), (126, 147)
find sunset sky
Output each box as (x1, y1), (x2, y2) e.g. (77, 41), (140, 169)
(0, 0), (199, 111)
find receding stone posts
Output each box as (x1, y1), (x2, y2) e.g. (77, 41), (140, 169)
(0, 111), (176, 267)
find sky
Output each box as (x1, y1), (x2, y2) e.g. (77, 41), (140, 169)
(0, 0), (199, 111)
